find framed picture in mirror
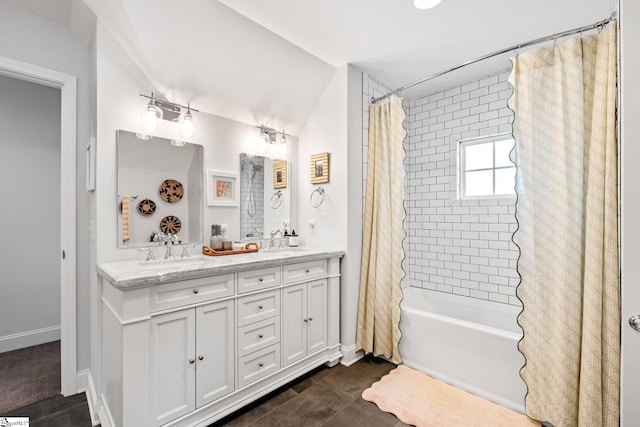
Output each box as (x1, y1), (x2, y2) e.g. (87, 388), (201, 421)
(310, 152), (330, 184)
(273, 160), (287, 189)
(207, 170), (239, 206)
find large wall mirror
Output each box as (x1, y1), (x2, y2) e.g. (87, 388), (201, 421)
(240, 153), (291, 240)
(117, 130), (203, 248)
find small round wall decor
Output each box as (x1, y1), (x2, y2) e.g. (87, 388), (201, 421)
(160, 215), (182, 234)
(137, 199), (157, 216)
(159, 179), (184, 203)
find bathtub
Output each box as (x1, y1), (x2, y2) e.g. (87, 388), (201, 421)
(399, 286), (527, 413)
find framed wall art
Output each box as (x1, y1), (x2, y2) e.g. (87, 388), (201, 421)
(310, 152), (330, 184)
(273, 160), (287, 189)
(207, 170), (239, 206)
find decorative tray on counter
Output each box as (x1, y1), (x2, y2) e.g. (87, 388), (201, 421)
(202, 242), (259, 256)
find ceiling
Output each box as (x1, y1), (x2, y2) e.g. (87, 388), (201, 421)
(6, 0), (615, 135)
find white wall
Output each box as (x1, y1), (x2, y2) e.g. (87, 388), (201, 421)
(297, 65), (363, 362)
(0, 74), (61, 351)
(0, 1), (92, 369)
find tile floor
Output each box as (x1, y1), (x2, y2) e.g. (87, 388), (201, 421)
(210, 356), (409, 427)
(3, 393), (93, 426)
(1, 355), (405, 427)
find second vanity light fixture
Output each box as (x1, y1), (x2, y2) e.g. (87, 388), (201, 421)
(137, 92), (199, 146)
(256, 125), (288, 157)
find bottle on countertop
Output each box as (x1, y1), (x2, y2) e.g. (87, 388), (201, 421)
(288, 230), (299, 247)
(210, 224), (223, 250)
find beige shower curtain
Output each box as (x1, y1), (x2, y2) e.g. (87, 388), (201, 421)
(509, 24), (619, 427)
(356, 96), (406, 364)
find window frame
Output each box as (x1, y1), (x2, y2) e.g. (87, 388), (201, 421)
(459, 133), (516, 200)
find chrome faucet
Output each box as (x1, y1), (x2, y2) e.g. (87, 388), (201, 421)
(138, 247), (156, 261)
(269, 229), (283, 249)
(158, 232), (178, 259)
(180, 244), (196, 258)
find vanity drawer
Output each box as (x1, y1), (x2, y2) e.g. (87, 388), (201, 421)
(237, 290), (280, 326)
(237, 316), (280, 357)
(237, 266), (281, 294)
(150, 274), (235, 312)
(283, 260), (328, 284)
(237, 344), (281, 389)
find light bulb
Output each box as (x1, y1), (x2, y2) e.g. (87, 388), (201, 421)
(179, 108), (195, 142)
(414, 0), (442, 9)
(277, 130), (287, 157)
(140, 99), (163, 135)
(257, 128), (269, 153)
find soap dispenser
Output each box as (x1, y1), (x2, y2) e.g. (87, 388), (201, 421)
(288, 230), (299, 247)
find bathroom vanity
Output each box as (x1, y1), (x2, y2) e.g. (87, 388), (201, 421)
(97, 248), (343, 427)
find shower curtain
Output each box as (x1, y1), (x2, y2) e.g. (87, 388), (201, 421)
(509, 24), (619, 427)
(356, 96), (406, 364)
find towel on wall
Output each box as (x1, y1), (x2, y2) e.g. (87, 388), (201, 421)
(122, 195), (130, 242)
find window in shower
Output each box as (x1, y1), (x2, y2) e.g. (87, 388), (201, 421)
(459, 134), (516, 199)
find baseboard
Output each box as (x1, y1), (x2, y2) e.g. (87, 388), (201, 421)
(98, 399), (115, 427)
(339, 343), (364, 367)
(77, 369), (101, 426)
(0, 326), (61, 353)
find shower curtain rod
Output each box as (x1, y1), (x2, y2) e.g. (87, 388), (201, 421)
(371, 13), (617, 104)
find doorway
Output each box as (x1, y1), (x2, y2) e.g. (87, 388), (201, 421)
(0, 56), (77, 397)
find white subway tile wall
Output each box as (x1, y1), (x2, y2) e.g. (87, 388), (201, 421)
(363, 70), (521, 306)
(240, 156), (265, 239)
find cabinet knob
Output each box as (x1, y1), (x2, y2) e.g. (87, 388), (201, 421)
(258, 362), (264, 368)
(258, 334), (264, 339)
(193, 289), (199, 294)
(303, 318), (308, 323)
(308, 317), (313, 321)
(305, 269), (310, 273)
(258, 277), (264, 282)
(198, 355), (204, 361)
(189, 358), (195, 364)
(258, 305), (263, 310)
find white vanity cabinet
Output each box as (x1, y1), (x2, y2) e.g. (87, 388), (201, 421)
(98, 250), (343, 427)
(282, 280), (328, 366)
(150, 300), (235, 426)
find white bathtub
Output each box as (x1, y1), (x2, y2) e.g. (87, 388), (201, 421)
(399, 286), (527, 413)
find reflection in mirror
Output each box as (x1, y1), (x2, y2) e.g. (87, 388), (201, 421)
(240, 153), (291, 240)
(117, 130), (203, 248)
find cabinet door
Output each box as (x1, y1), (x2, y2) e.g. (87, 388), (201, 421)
(150, 310), (195, 426)
(196, 300), (235, 407)
(306, 279), (328, 354)
(282, 283), (307, 366)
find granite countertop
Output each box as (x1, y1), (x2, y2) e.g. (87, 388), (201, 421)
(97, 247), (345, 290)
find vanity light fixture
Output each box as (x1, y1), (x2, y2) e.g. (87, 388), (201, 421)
(256, 125), (290, 157)
(414, 0), (442, 9)
(137, 93), (199, 144)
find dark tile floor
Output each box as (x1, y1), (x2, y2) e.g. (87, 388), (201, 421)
(1, 355), (406, 427)
(3, 393), (93, 426)
(210, 356), (411, 427)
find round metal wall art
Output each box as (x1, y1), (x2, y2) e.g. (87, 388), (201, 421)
(159, 179), (184, 203)
(160, 215), (182, 234)
(137, 199), (157, 216)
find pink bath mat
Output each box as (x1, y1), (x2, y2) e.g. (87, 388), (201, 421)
(362, 364), (540, 427)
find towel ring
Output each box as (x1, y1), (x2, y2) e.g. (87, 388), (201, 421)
(310, 186), (325, 208)
(270, 190), (283, 209)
